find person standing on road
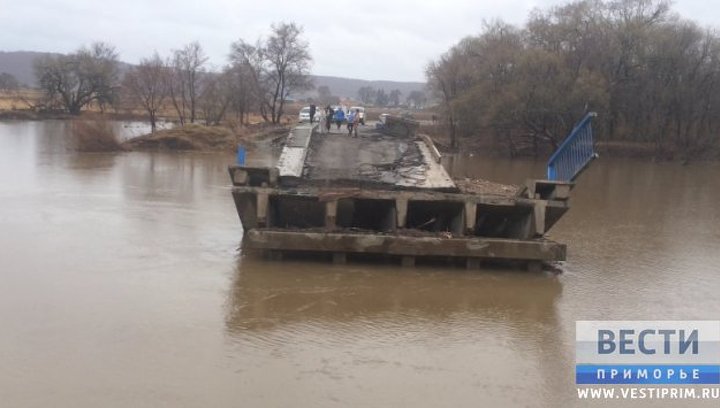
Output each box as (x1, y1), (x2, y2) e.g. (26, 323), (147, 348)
(325, 106), (333, 132)
(346, 110), (356, 136)
(334, 108), (345, 130)
(351, 108), (361, 137)
(309, 104), (317, 124)
(317, 107), (326, 133)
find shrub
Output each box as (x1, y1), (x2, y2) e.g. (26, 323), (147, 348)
(71, 118), (123, 152)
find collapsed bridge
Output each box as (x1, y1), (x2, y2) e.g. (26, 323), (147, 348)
(229, 115), (597, 271)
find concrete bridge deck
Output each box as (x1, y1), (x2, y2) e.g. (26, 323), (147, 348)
(304, 125), (455, 190)
(277, 122), (455, 191)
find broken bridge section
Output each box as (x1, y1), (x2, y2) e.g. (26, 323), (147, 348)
(228, 117), (573, 271)
(303, 125), (454, 190)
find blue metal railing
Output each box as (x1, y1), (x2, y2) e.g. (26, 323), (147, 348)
(547, 112), (598, 182)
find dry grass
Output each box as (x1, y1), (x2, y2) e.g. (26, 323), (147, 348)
(122, 122), (290, 151)
(71, 118), (124, 152)
(122, 123), (238, 151)
(0, 90), (42, 110)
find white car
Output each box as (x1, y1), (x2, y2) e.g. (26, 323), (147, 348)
(298, 106), (322, 123)
(298, 106), (310, 122)
(349, 106), (365, 125)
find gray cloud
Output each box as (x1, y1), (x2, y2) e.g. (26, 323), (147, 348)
(1, 0), (716, 81)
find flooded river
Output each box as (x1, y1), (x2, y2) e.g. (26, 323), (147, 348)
(1, 120), (718, 407)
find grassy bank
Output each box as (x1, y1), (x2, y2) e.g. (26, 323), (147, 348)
(69, 117), (289, 153)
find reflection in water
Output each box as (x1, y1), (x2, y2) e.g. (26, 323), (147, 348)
(225, 256), (570, 407)
(227, 256), (562, 331)
(1, 120), (719, 407)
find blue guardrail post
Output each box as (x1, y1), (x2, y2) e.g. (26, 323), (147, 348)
(547, 112), (598, 182)
(236, 145), (246, 166)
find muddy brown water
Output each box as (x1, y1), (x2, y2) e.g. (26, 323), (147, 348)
(1, 120), (718, 407)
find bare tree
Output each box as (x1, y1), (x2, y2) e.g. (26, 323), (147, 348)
(123, 53), (169, 132)
(374, 88), (388, 107)
(357, 86), (376, 104)
(263, 22), (313, 123)
(317, 85), (332, 105)
(426, 59), (457, 147)
(406, 90), (427, 108)
(0, 72), (20, 92)
(0, 72), (32, 109)
(229, 39), (267, 122)
(224, 60), (260, 125)
(229, 22), (312, 124)
(389, 89), (402, 106)
(169, 42), (207, 125)
(426, 0), (720, 159)
(198, 70), (235, 126)
(34, 42), (119, 114)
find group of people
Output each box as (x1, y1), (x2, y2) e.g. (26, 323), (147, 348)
(309, 105), (362, 137)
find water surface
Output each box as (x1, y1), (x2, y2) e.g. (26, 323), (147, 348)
(1, 120), (718, 407)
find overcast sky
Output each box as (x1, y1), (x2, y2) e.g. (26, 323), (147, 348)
(0, 0), (716, 82)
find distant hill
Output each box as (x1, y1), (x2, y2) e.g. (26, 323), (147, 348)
(0, 51), (60, 87)
(0, 50), (135, 87)
(0, 51), (426, 99)
(307, 75), (426, 100)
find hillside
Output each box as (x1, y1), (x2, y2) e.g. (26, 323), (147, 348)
(308, 75), (425, 100)
(0, 50), (425, 99)
(0, 51), (60, 86)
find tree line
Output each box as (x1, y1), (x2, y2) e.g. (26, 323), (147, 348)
(32, 22), (312, 132)
(0, 72), (20, 92)
(357, 86), (427, 108)
(427, 0), (720, 160)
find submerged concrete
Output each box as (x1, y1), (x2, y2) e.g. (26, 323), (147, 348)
(245, 230), (566, 263)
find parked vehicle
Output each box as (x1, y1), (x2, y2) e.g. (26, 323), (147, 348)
(298, 106), (312, 123)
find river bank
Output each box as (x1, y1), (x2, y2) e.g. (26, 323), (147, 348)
(120, 123), (287, 152)
(50, 116), (286, 154)
(0, 108), (157, 122)
(5, 107), (720, 161)
(421, 123), (720, 162)
(0, 107), (289, 154)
